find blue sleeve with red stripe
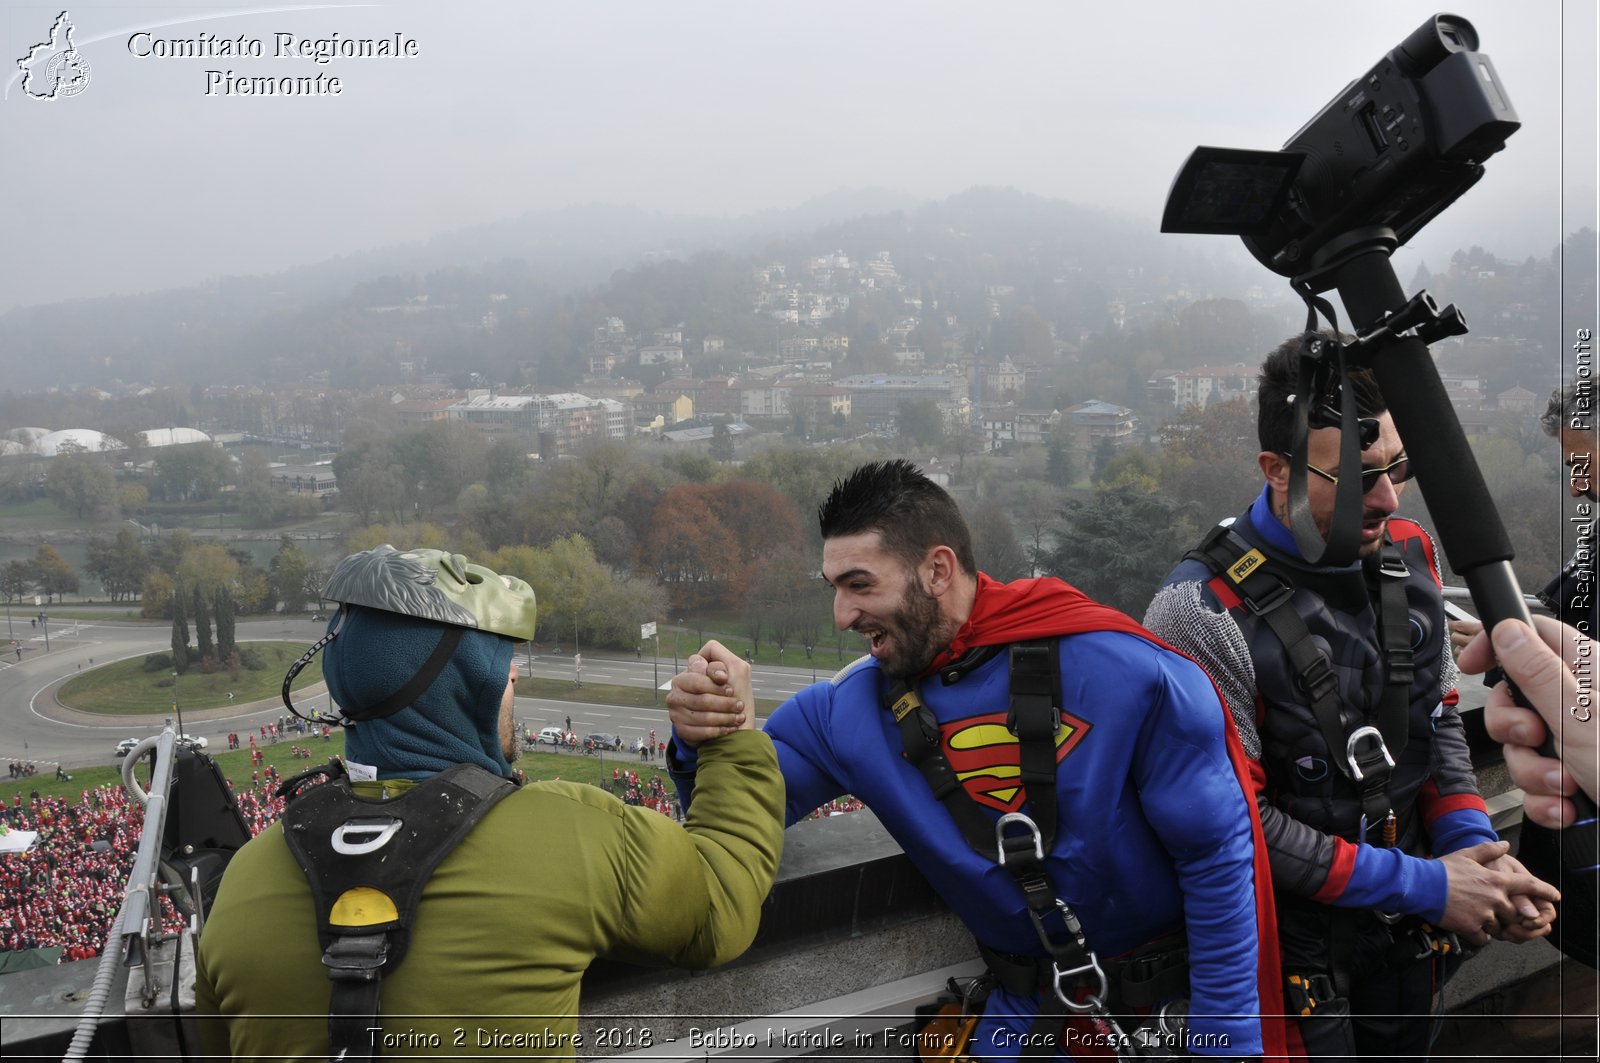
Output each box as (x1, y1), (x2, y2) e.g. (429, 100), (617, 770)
(1419, 778), (1495, 854)
(1317, 842), (1450, 922)
(1427, 808), (1498, 855)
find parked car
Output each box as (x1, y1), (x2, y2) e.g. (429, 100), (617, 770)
(118, 735), (208, 757)
(536, 727), (566, 746)
(584, 732), (623, 751)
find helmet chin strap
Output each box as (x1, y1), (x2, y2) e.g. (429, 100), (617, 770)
(283, 608), (348, 725)
(282, 607), (464, 726)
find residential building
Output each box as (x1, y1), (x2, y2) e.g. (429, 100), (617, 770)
(1157, 364), (1256, 410)
(789, 385), (851, 433)
(638, 345), (685, 368)
(392, 397), (459, 428)
(834, 374), (963, 429)
(738, 379), (791, 419)
(635, 392), (694, 426)
(1065, 400), (1138, 452)
(272, 462), (338, 495)
(446, 392), (629, 456)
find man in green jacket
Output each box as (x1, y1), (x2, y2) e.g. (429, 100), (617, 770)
(195, 546), (782, 1060)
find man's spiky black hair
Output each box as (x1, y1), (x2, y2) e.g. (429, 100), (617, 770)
(817, 459), (976, 575)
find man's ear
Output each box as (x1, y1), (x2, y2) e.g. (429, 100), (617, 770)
(1259, 450), (1289, 494)
(923, 545), (960, 597)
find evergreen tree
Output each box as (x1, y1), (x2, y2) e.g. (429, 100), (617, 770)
(1090, 438), (1117, 484)
(1046, 484), (1189, 616)
(1046, 435), (1076, 488)
(214, 588), (237, 660)
(171, 586), (191, 673)
(193, 584), (214, 662)
(710, 418), (735, 462)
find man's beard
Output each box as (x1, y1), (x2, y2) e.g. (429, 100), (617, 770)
(871, 579), (948, 681)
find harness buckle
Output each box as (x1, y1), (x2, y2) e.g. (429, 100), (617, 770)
(1346, 726), (1395, 782)
(995, 812), (1044, 866)
(1241, 574), (1295, 617)
(322, 934), (388, 983)
(1298, 654), (1340, 705)
(1285, 972), (1337, 1017)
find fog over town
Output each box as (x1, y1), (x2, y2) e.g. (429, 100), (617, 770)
(0, 0), (1592, 590)
(0, 0), (1591, 319)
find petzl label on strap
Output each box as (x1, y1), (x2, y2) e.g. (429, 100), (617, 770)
(892, 690), (923, 722)
(1228, 549), (1267, 584)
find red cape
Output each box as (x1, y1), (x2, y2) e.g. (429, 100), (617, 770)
(936, 574), (1289, 1060)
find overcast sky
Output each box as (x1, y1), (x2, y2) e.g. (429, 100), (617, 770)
(0, 0), (1593, 315)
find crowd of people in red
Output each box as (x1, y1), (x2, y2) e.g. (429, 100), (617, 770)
(808, 797), (867, 819)
(609, 766), (678, 818)
(0, 784), (184, 961)
(4, 745), (826, 963)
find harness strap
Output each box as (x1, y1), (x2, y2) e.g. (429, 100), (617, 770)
(1373, 546), (1416, 754)
(1189, 524), (1416, 844)
(883, 645), (1122, 1055)
(324, 935), (387, 1061)
(886, 684), (996, 855)
(281, 763), (517, 1062)
(1008, 642), (1061, 852)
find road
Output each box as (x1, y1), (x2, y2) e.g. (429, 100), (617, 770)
(0, 616), (849, 769)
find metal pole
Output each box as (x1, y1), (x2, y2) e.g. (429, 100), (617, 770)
(653, 632), (660, 703)
(172, 671), (185, 738)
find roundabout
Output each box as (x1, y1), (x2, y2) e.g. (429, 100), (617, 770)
(55, 642), (324, 716)
(0, 617), (336, 770)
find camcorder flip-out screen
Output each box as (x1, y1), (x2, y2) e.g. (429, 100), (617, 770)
(1160, 147), (1303, 236)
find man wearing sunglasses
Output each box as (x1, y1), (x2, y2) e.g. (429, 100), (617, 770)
(1145, 334), (1558, 1061)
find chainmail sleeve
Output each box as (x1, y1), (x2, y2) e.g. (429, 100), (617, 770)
(1437, 614), (1460, 702)
(1144, 581), (1262, 759)
(1421, 525), (1461, 703)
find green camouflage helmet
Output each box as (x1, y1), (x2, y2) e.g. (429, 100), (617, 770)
(321, 545), (537, 640)
(283, 545), (536, 725)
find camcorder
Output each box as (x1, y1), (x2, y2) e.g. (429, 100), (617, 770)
(1161, 13), (1518, 291)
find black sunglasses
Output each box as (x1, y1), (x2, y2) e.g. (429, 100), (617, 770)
(1296, 454), (1414, 493)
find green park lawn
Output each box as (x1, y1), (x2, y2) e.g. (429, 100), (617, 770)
(56, 642), (324, 715)
(0, 736), (670, 806)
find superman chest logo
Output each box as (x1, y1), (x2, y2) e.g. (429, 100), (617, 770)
(941, 709), (1091, 813)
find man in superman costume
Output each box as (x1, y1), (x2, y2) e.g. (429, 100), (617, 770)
(669, 460), (1287, 1061)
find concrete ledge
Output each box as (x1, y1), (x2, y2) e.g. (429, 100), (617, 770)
(4, 768), (1586, 1062)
